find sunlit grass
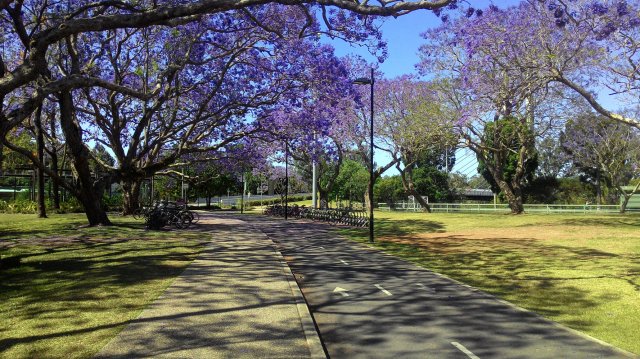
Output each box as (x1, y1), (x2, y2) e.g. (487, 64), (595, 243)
(340, 211), (640, 354)
(0, 214), (207, 359)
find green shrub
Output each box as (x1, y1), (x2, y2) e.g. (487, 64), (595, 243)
(0, 199), (8, 212)
(14, 190), (32, 202)
(244, 194), (311, 207)
(102, 193), (123, 212)
(58, 197), (84, 213)
(6, 199), (37, 214)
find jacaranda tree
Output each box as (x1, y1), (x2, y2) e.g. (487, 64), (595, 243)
(416, 1), (638, 213)
(1, 0), (462, 225)
(561, 113), (640, 213)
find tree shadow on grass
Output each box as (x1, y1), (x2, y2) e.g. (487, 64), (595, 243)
(555, 216), (640, 228)
(0, 236), (211, 356)
(376, 218), (446, 236)
(337, 218), (446, 241)
(370, 233), (640, 327)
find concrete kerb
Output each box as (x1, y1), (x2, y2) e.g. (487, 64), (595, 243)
(248, 223), (328, 359)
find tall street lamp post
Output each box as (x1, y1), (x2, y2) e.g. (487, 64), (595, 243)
(353, 68), (375, 243)
(312, 133), (318, 209)
(285, 139), (289, 220)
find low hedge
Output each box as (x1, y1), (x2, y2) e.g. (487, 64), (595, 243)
(241, 194), (311, 207)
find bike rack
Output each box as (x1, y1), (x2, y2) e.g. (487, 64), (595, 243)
(264, 205), (369, 228)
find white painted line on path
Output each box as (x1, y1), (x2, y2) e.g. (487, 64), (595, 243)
(333, 287), (350, 297)
(374, 284), (393, 296)
(340, 259), (349, 266)
(451, 342), (480, 359)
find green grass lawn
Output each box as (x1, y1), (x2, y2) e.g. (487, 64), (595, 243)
(0, 213), (207, 359)
(340, 211), (640, 355)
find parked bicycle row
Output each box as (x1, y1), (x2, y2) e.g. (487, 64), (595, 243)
(133, 201), (200, 229)
(263, 204), (369, 227)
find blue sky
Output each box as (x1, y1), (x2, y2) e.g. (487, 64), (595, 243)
(323, 2), (523, 177)
(328, 1), (523, 78)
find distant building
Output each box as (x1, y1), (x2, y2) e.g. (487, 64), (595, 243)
(0, 188), (30, 201)
(460, 188), (494, 203)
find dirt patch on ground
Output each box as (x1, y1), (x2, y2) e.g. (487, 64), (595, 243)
(376, 225), (626, 256)
(380, 225), (625, 244)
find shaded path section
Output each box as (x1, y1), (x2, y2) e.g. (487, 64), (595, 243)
(243, 215), (636, 359)
(96, 214), (324, 358)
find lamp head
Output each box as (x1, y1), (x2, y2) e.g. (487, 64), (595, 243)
(353, 77), (372, 85)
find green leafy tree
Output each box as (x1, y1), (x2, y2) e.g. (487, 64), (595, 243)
(522, 176), (559, 204)
(190, 168), (238, 208)
(555, 177), (597, 205)
(0, 128), (34, 175)
(374, 175), (405, 208)
(476, 116), (538, 214)
(331, 159), (368, 207)
(409, 148), (455, 203)
(468, 175), (491, 190)
(411, 166), (452, 203)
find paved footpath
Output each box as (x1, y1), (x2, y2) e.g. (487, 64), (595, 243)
(242, 215), (638, 359)
(96, 213), (325, 359)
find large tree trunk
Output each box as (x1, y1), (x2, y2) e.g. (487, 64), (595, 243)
(477, 155), (526, 215)
(620, 194), (631, 214)
(0, 141), (4, 175)
(319, 189), (330, 209)
(49, 114), (61, 209)
(498, 179), (524, 214)
(50, 147), (61, 209)
(58, 91), (111, 226)
(364, 175), (380, 213)
(121, 179), (142, 215)
(617, 182), (640, 214)
(364, 189), (371, 212)
(505, 194), (524, 214)
(408, 187), (431, 212)
(34, 106), (47, 218)
(397, 164), (431, 213)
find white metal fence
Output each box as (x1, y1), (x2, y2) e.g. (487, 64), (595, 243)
(378, 202), (627, 214)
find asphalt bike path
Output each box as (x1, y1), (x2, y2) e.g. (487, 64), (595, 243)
(96, 213), (325, 359)
(243, 215), (636, 359)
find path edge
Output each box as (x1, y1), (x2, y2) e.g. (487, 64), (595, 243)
(269, 242), (328, 359)
(246, 217), (327, 358)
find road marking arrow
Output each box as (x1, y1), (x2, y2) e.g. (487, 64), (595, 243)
(375, 284), (393, 296)
(333, 287), (350, 297)
(451, 342), (480, 359)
